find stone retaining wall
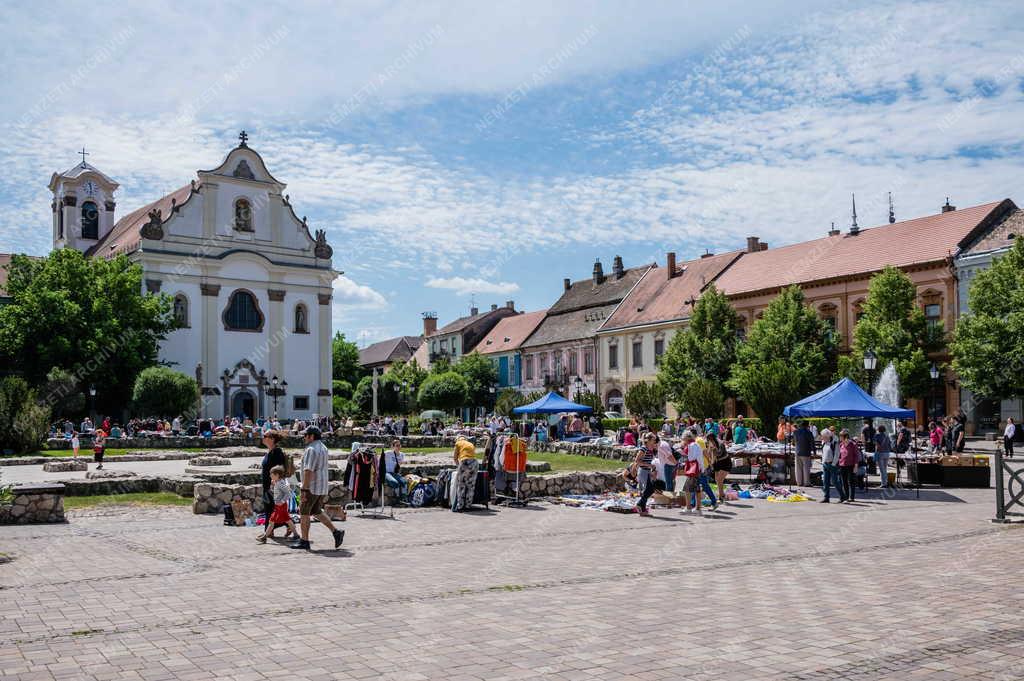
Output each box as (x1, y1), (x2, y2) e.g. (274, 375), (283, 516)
(530, 440), (637, 462)
(42, 434), (473, 452)
(192, 471), (624, 514)
(55, 475), (200, 498)
(0, 484), (65, 524)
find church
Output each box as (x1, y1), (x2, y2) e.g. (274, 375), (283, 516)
(45, 133), (339, 421)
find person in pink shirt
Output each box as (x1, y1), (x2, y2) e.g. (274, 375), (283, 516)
(929, 421), (944, 454)
(837, 429), (862, 503)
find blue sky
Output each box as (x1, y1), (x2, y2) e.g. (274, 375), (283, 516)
(2, 0), (1023, 346)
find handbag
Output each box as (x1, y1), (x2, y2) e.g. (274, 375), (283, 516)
(683, 459), (700, 478)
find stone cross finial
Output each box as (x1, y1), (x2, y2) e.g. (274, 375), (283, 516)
(238, 130), (249, 147)
(79, 147), (89, 165)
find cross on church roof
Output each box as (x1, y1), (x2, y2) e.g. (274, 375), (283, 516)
(79, 147), (89, 166)
(238, 130), (249, 147)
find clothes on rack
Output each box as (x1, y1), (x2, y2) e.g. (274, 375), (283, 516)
(346, 448), (378, 505)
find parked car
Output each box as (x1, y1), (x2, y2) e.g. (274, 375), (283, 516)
(604, 411), (623, 419)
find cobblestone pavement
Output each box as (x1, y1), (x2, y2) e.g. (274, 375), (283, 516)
(2, 487), (1023, 680)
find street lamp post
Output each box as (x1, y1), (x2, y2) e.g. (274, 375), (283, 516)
(929, 363), (940, 420)
(88, 384), (97, 425)
(863, 349), (878, 394)
(573, 375), (583, 402)
(270, 375), (287, 421)
(401, 380), (409, 414)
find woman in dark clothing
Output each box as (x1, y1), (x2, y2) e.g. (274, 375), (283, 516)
(632, 432), (660, 516)
(260, 431), (288, 521)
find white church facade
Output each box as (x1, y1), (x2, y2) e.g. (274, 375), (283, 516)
(46, 133), (339, 420)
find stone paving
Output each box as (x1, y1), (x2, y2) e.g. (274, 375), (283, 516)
(2, 486), (1024, 680)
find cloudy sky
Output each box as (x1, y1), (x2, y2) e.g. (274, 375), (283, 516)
(2, 1), (1022, 345)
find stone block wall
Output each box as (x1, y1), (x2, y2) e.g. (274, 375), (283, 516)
(0, 484), (65, 524)
(530, 440), (636, 462)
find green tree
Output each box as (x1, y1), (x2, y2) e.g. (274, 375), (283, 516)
(417, 371), (469, 412)
(383, 359), (428, 413)
(952, 238), (1024, 401)
(494, 388), (531, 417)
(625, 381), (666, 419)
(574, 390), (604, 414)
(729, 285), (834, 421)
(454, 352), (499, 410)
(352, 374), (402, 415)
(657, 285), (739, 407)
(130, 367), (199, 417)
(675, 377), (725, 419)
(0, 250), (175, 412)
(40, 367), (86, 419)
(840, 266), (940, 399)
(332, 379), (353, 400)
(0, 377), (50, 454)
(331, 332), (362, 386)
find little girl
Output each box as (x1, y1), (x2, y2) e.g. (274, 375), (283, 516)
(71, 431), (80, 459)
(929, 421), (944, 455)
(257, 465), (296, 544)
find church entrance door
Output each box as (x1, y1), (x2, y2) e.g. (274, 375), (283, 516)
(231, 390), (255, 420)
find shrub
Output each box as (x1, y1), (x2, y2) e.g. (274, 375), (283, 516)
(0, 377), (50, 454)
(417, 371), (469, 412)
(131, 367), (199, 418)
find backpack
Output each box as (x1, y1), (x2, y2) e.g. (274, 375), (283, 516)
(409, 481), (438, 507)
(222, 503), (235, 526)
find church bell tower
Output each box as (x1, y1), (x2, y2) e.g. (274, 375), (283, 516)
(47, 149), (119, 253)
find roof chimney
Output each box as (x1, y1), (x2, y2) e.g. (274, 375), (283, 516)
(470, 305), (479, 316)
(505, 300), (514, 310)
(888, 192), (896, 224)
(666, 252), (676, 279)
(942, 197), (956, 213)
(746, 236), (761, 253)
(612, 255), (624, 279)
(563, 277), (571, 291)
(422, 312), (437, 336)
(592, 259), (604, 285)
(490, 303), (497, 311)
(828, 221), (841, 237)
(700, 249), (714, 259)
(759, 242), (768, 251)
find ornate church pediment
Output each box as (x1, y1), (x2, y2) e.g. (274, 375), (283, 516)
(198, 132), (286, 191)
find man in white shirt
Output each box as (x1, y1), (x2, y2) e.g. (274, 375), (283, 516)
(1006, 417), (1017, 458)
(291, 426), (344, 551)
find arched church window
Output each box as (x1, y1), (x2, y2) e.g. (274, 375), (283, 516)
(234, 198), (253, 232)
(294, 303), (309, 333)
(81, 201), (99, 239)
(173, 294), (190, 328)
(223, 290), (264, 331)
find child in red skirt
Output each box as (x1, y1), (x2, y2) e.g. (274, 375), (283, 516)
(257, 465), (296, 543)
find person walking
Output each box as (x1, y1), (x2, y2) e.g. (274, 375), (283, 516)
(819, 428), (846, 503)
(680, 431), (704, 515)
(290, 426), (344, 551)
(793, 421), (814, 487)
(838, 429), (861, 503)
(260, 431), (287, 522)
(712, 431), (733, 503)
(71, 431), (80, 459)
(699, 432), (720, 510)
(1006, 417), (1017, 458)
(929, 421), (944, 454)
(450, 435), (479, 512)
(257, 465), (296, 543)
(874, 425), (893, 489)
(656, 434), (679, 494)
(92, 430), (106, 470)
(633, 433), (660, 516)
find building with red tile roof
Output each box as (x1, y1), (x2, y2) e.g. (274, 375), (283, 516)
(472, 309), (547, 391)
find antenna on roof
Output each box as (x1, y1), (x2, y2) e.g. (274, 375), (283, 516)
(888, 192), (895, 224)
(850, 193), (860, 236)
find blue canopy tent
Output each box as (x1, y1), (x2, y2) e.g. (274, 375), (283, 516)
(783, 378), (915, 419)
(784, 377), (918, 496)
(512, 391), (594, 415)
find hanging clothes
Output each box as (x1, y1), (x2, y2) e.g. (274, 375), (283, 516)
(346, 449), (378, 505)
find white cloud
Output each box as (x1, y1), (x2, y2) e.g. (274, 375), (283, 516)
(426, 277), (520, 296)
(332, 275), (387, 309)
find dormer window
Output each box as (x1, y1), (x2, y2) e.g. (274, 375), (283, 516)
(234, 198), (253, 232)
(81, 201), (99, 239)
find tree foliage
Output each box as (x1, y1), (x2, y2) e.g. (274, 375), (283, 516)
(0, 377), (50, 454)
(952, 238), (1024, 400)
(729, 286), (834, 421)
(0, 250), (175, 413)
(417, 371), (469, 412)
(574, 390), (605, 414)
(131, 367), (199, 417)
(840, 266), (940, 399)
(674, 377), (725, 419)
(494, 388), (531, 417)
(331, 332), (362, 386)
(40, 367), (86, 419)
(657, 285), (739, 406)
(453, 352), (499, 410)
(625, 381), (666, 419)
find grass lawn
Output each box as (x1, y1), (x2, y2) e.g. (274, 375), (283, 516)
(63, 492), (193, 510)
(11, 448), (207, 459)
(526, 451), (625, 473)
